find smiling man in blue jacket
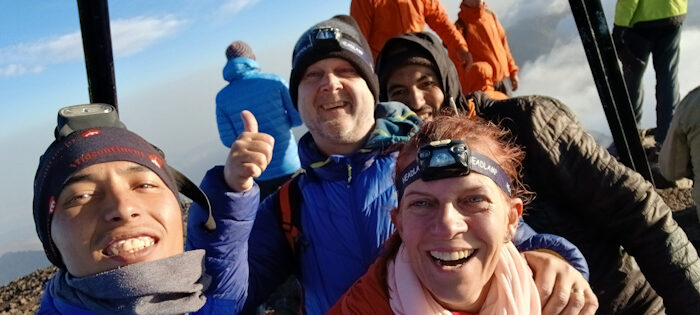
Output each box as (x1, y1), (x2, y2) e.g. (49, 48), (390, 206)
(187, 15), (592, 315)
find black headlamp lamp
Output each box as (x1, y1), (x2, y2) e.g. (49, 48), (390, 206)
(396, 140), (512, 199)
(53, 103), (217, 231)
(292, 26), (374, 70)
(55, 103), (125, 141)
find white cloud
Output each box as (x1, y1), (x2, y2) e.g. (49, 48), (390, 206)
(218, 0), (261, 17)
(111, 16), (187, 57)
(515, 38), (608, 134)
(0, 64), (44, 77)
(0, 15), (186, 76)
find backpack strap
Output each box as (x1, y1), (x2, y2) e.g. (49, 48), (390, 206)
(276, 171), (304, 256)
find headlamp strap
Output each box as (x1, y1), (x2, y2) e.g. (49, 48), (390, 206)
(396, 151), (512, 200)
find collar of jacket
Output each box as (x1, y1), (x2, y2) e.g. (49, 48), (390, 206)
(223, 57), (260, 82)
(298, 102), (420, 182)
(459, 3), (487, 20)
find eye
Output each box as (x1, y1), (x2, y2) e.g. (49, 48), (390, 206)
(336, 67), (358, 77)
(460, 195), (491, 212)
(303, 70), (323, 80)
(410, 199), (431, 207)
(419, 80), (439, 90)
(388, 88), (408, 100)
(404, 197), (436, 216)
(133, 181), (160, 191)
(63, 192), (93, 208)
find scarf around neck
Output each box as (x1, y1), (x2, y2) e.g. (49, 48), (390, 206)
(387, 243), (541, 315)
(48, 249), (210, 315)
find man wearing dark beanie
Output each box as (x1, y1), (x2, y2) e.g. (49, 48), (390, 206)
(187, 15), (589, 315)
(33, 109), (250, 314)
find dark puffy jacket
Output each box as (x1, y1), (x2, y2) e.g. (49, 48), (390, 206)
(379, 31), (700, 314)
(471, 92), (700, 314)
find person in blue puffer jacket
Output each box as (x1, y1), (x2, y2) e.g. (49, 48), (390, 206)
(187, 15), (592, 315)
(216, 41), (302, 199)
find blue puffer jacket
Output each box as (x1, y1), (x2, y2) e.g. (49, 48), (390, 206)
(216, 57), (302, 180)
(188, 102), (589, 314)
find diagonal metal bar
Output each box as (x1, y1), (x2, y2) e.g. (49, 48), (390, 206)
(568, 0), (654, 184)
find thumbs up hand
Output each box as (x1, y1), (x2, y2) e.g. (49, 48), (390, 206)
(224, 110), (275, 192)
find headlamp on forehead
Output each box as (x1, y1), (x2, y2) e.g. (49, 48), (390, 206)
(396, 140), (512, 199)
(417, 140), (470, 181)
(55, 103), (125, 140)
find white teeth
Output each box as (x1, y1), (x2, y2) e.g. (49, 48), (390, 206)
(105, 236), (155, 256)
(430, 250), (474, 262)
(321, 101), (345, 110)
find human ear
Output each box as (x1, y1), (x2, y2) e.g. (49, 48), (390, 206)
(506, 197), (523, 238)
(390, 207), (403, 235)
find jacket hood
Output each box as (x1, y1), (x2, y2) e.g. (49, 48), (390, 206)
(375, 32), (469, 111)
(222, 57), (260, 82)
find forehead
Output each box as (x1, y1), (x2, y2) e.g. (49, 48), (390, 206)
(306, 57), (355, 72)
(404, 172), (498, 197)
(388, 64), (438, 83)
(64, 161), (156, 185)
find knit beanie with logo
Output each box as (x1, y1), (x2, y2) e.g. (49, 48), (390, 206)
(288, 15), (378, 108)
(33, 127), (179, 269)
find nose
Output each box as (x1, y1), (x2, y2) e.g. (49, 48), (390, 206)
(102, 188), (141, 223)
(408, 87), (426, 110)
(320, 71), (342, 92)
(430, 202), (467, 238)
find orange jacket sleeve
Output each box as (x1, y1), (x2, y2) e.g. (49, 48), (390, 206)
(423, 0), (469, 53)
(493, 11), (518, 76)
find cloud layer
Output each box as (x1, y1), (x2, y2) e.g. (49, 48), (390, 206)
(218, 0), (261, 17)
(0, 15), (186, 77)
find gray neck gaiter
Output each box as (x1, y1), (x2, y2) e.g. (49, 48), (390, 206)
(49, 250), (210, 315)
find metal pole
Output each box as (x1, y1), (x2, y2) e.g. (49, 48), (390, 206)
(77, 0), (118, 109)
(568, 0), (654, 184)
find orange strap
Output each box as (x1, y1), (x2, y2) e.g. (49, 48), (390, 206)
(279, 180), (300, 255)
(467, 98), (477, 119)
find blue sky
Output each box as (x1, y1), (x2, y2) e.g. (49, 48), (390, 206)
(0, 0), (698, 277)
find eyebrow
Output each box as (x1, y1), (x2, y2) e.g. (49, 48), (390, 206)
(62, 164), (152, 187)
(404, 183), (486, 197)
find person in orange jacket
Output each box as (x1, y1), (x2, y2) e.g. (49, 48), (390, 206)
(450, 0), (519, 95)
(350, 0), (472, 69)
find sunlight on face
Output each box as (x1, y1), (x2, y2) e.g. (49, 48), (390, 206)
(297, 57), (376, 155)
(386, 64), (444, 121)
(51, 161), (183, 277)
(394, 171), (520, 312)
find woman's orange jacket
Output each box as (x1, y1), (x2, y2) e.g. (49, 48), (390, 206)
(351, 0), (469, 59)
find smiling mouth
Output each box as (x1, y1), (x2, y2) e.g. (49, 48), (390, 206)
(103, 236), (156, 257)
(429, 249), (476, 267)
(320, 101), (347, 110)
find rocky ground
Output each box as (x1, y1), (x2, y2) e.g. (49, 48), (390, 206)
(1, 137), (697, 314)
